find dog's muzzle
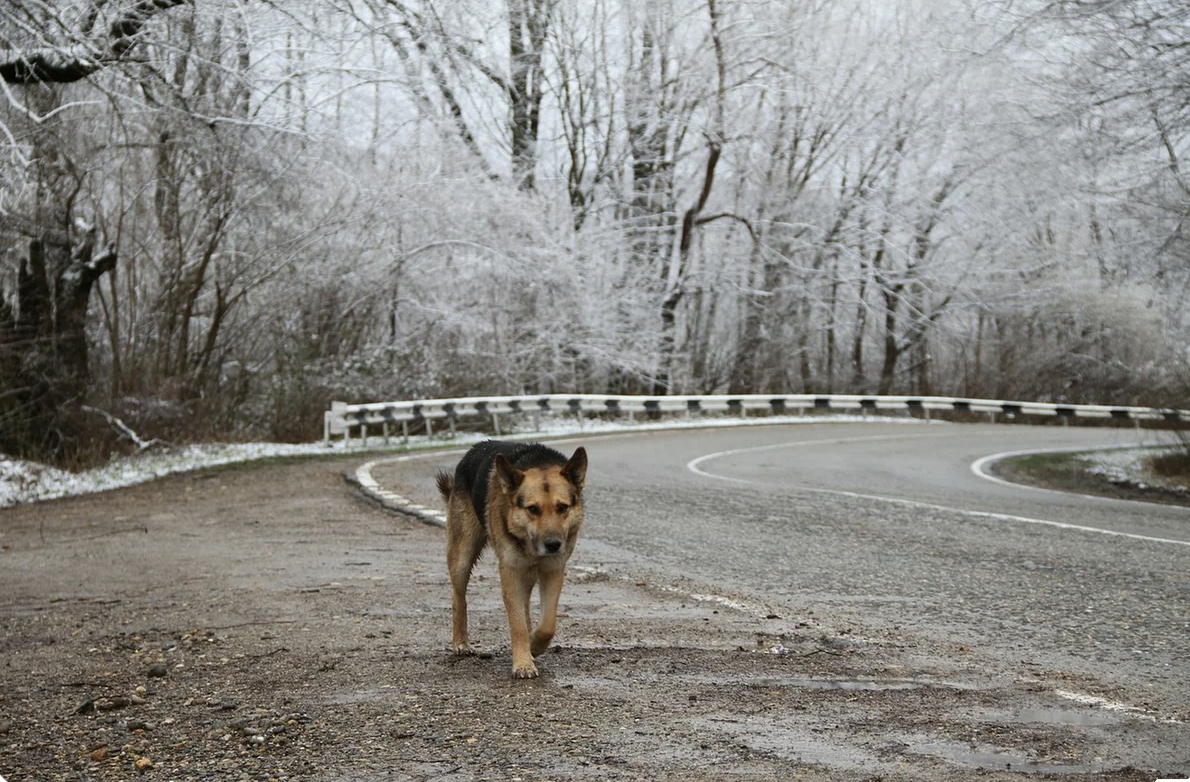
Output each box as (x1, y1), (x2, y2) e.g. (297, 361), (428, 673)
(534, 536), (565, 556)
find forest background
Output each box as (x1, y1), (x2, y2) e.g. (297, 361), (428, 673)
(1, 0), (1187, 465)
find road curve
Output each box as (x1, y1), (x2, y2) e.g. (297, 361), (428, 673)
(367, 419), (1190, 774)
(684, 422), (1190, 545)
(378, 420), (1189, 678)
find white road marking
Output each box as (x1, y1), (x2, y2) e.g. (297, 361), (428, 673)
(687, 436), (1190, 548)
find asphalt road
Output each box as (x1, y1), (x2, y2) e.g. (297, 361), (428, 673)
(565, 422), (1190, 688)
(3, 418), (1187, 779)
(387, 421), (1189, 704)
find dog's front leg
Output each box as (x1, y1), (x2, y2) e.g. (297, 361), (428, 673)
(499, 563), (538, 678)
(531, 566), (565, 657)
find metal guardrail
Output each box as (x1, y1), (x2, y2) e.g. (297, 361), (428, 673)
(323, 393), (1187, 446)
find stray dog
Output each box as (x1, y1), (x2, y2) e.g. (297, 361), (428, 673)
(437, 440), (588, 678)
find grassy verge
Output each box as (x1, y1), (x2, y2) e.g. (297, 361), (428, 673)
(991, 449), (1190, 507)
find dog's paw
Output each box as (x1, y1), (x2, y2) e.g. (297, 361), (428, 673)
(452, 643), (474, 656)
(511, 660), (539, 679)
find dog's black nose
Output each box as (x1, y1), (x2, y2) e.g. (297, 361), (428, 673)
(544, 538), (563, 554)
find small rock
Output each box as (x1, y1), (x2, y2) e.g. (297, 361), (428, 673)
(246, 734), (266, 746)
(147, 663), (168, 678)
(134, 756), (153, 772)
(89, 746), (109, 762)
(0, 720), (11, 735)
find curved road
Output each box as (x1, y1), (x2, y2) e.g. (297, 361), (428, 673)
(5, 419), (1186, 779)
(389, 420), (1189, 713)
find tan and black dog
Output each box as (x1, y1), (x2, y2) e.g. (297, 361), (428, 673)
(436, 440), (588, 678)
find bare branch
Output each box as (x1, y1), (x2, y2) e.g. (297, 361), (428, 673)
(0, 0), (190, 84)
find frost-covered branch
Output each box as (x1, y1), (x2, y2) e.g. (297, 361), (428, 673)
(0, 0), (190, 84)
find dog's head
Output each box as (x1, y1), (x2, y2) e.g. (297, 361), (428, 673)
(494, 447), (587, 558)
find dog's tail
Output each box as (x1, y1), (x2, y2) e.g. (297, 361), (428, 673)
(435, 470), (454, 501)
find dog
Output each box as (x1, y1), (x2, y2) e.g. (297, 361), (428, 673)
(437, 440), (588, 678)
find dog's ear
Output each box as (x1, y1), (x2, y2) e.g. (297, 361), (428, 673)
(493, 454), (525, 495)
(563, 447), (587, 491)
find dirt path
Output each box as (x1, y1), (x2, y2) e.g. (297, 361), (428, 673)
(0, 455), (1182, 780)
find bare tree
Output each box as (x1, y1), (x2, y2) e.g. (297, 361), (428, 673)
(1, 0), (185, 458)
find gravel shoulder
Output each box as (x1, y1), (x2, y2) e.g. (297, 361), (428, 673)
(1, 452), (1185, 780)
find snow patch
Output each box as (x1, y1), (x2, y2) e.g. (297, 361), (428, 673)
(1081, 445), (1185, 491)
(1, 413), (921, 510)
(1, 443), (332, 509)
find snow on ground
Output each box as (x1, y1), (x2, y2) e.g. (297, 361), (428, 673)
(0, 413), (902, 509)
(0, 442), (333, 509)
(1082, 444), (1187, 490)
(3, 412), (1181, 509)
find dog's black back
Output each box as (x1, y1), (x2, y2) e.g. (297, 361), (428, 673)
(452, 440), (569, 525)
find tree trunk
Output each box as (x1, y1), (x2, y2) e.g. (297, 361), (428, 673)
(508, 0), (553, 190)
(878, 286), (901, 395)
(1, 235), (117, 459)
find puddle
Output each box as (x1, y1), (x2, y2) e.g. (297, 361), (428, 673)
(696, 717), (882, 771)
(554, 675), (616, 690)
(557, 673), (976, 696)
(912, 741), (1109, 775)
(1009, 707), (1120, 727)
(321, 687), (395, 705)
(817, 593), (930, 604)
(674, 673), (979, 691)
(745, 675), (977, 692)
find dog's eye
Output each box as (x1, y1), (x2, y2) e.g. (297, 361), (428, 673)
(525, 504), (542, 517)
(556, 503), (569, 514)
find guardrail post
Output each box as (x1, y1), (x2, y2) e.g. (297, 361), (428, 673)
(426, 419), (434, 439)
(382, 422), (390, 444)
(326, 401), (348, 445)
(402, 420), (409, 444)
(492, 412), (502, 436)
(448, 415), (456, 438)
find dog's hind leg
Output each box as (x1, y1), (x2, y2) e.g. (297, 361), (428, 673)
(531, 566), (564, 657)
(446, 507), (485, 655)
